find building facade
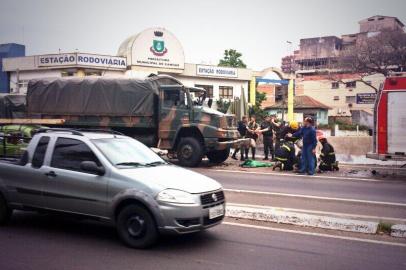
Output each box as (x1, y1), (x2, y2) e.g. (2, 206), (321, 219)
(281, 15), (405, 121)
(2, 28), (252, 103)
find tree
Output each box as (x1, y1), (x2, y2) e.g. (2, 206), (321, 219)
(249, 90), (267, 120)
(216, 98), (231, 114)
(218, 49), (247, 68)
(332, 29), (406, 93)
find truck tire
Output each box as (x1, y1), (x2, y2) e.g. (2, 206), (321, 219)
(206, 148), (230, 164)
(0, 194), (12, 226)
(116, 204), (158, 249)
(177, 137), (204, 167)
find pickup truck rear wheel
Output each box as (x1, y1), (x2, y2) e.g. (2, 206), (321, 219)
(116, 204), (158, 249)
(177, 137), (203, 167)
(0, 194), (12, 226)
(206, 148), (230, 164)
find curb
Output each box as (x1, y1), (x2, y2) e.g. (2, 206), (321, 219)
(226, 205), (379, 234)
(391, 224), (406, 238)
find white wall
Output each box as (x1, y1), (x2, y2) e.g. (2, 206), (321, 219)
(9, 70), (62, 94)
(174, 75), (249, 101)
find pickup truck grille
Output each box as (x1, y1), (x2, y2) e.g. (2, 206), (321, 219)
(200, 190), (225, 206)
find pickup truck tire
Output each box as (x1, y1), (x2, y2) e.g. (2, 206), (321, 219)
(0, 194), (12, 226)
(177, 137), (203, 167)
(206, 148), (230, 164)
(116, 204), (158, 249)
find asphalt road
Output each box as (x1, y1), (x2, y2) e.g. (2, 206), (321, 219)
(192, 169), (406, 221)
(1, 211), (405, 270)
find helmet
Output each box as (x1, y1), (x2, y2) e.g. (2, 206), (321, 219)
(289, 121), (299, 130)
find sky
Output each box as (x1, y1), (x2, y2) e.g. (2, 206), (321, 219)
(1, 0), (405, 70)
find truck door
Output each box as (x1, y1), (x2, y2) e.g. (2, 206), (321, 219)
(387, 91), (406, 154)
(158, 86), (191, 149)
(42, 137), (109, 217)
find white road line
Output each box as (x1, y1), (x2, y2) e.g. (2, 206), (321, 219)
(224, 188), (406, 207)
(227, 202), (406, 223)
(223, 222), (406, 247)
(203, 169), (385, 182)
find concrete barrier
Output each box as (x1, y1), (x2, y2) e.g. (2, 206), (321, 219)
(226, 204), (378, 234)
(391, 224), (406, 238)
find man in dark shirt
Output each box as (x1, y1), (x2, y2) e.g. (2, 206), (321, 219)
(258, 115), (274, 160)
(231, 116), (248, 161)
(245, 116), (259, 160)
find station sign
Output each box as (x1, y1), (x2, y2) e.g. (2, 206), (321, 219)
(37, 53), (127, 69)
(196, 65), (238, 78)
(356, 93), (376, 104)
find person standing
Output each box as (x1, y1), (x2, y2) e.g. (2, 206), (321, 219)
(291, 117), (317, 175)
(271, 116), (283, 152)
(231, 116), (248, 161)
(245, 116), (259, 160)
(258, 115), (274, 160)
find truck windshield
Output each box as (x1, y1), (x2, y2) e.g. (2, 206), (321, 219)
(91, 138), (166, 168)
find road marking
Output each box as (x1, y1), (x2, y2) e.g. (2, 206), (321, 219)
(223, 222), (406, 247)
(225, 188), (406, 207)
(202, 169), (385, 182)
(227, 202), (406, 223)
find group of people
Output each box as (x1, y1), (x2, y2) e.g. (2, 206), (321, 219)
(231, 115), (339, 175)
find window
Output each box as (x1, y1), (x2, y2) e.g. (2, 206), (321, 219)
(32, 136), (50, 168)
(331, 82), (339, 89)
(346, 96), (356, 103)
(195, 84), (213, 98)
(345, 81), (356, 88)
(163, 89), (187, 108)
(51, 138), (101, 174)
(61, 71), (75, 77)
(333, 96), (340, 101)
(219, 86), (233, 99)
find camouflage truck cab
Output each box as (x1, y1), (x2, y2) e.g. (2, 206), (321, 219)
(2, 75), (247, 167)
(157, 84), (244, 166)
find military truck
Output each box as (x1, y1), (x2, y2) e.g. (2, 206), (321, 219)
(0, 75), (246, 167)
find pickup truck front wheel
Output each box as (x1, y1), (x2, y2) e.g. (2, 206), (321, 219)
(0, 194), (12, 226)
(206, 148), (230, 164)
(177, 137), (204, 167)
(116, 204), (158, 249)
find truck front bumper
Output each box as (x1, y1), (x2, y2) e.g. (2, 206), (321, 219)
(205, 138), (251, 151)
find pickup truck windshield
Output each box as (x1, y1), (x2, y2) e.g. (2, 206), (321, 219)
(92, 138), (165, 167)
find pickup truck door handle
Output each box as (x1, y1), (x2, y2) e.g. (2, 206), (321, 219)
(45, 171), (57, 178)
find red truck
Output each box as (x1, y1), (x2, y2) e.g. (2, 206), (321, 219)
(367, 76), (406, 161)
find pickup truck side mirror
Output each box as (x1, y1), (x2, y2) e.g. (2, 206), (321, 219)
(80, 161), (105, 176)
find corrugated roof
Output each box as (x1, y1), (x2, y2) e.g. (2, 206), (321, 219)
(264, 95), (331, 110)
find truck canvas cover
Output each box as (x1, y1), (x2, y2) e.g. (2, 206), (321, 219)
(0, 94), (26, 118)
(27, 77), (165, 117)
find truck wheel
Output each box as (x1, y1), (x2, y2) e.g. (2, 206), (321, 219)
(116, 204), (158, 249)
(177, 137), (203, 167)
(206, 148), (230, 164)
(0, 194), (12, 226)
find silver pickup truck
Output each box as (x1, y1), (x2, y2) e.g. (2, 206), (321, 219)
(0, 129), (225, 248)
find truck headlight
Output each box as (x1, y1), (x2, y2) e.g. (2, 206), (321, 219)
(157, 189), (196, 204)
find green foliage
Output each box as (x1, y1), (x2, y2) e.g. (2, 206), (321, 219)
(218, 49), (247, 68)
(216, 98), (231, 114)
(250, 91), (267, 120)
(377, 222), (392, 234)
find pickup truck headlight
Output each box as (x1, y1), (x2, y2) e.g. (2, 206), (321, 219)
(157, 189), (196, 204)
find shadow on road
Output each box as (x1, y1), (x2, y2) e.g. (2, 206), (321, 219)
(5, 211), (220, 251)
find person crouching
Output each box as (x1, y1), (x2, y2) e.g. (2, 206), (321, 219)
(318, 136), (339, 172)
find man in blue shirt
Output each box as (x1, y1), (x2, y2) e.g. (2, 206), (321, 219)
(291, 117), (318, 175)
